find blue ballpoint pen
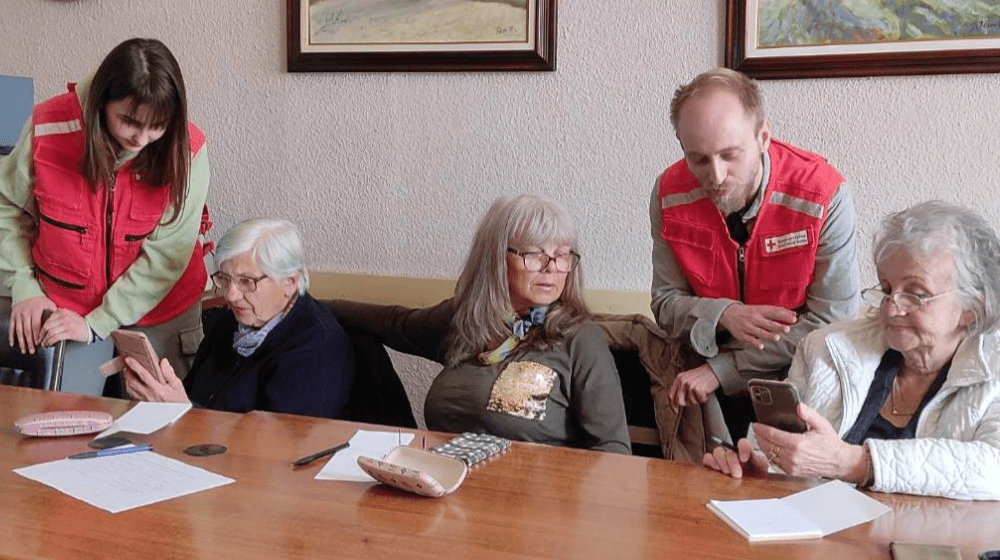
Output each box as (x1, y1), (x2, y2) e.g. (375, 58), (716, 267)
(68, 444), (154, 460)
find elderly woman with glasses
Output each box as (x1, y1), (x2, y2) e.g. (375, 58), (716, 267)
(704, 201), (1000, 500)
(328, 194), (630, 453)
(124, 218), (353, 418)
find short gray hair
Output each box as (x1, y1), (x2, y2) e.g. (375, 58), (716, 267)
(214, 218), (310, 295)
(873, 200), (1000, 336)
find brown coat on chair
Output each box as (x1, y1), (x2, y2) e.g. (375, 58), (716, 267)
(592, 313), (730, 462)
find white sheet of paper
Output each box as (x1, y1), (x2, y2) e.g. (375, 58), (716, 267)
(782, 479), (892, 535)
(14, 451), (234, 514)
(95, 402), (192, 439)
(314, 430), (415, 482)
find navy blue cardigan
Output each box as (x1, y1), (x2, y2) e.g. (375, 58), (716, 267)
(184, 292), (354, 418)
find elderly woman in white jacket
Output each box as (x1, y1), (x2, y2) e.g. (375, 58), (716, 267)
(705, 201), (1000, 500)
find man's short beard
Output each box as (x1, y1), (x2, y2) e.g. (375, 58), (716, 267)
(709, 186), (752, 216)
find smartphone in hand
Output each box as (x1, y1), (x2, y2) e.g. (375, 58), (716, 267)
(110, 330), (163, 384)
(748, 379), (807, 433)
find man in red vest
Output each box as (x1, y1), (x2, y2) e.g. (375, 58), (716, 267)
(650, 68), (860, 439)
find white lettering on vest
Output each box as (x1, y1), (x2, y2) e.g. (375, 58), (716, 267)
(764, 230), (808, 254)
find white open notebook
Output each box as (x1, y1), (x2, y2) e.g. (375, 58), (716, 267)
(707, 479), (892, 543)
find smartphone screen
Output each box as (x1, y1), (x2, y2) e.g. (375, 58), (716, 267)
(748, 379), (807, 433)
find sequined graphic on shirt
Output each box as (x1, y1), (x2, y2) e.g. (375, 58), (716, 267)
(486, 361), (556, 420)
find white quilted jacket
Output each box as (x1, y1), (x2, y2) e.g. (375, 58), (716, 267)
(787, 315), (1000, 501)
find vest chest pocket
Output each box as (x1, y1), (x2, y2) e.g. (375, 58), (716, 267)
(748, 228), (817, 304)
(33, 137), (86, 212)
(660, 218), (723, 290)
(123, 179), (170, 224)
(109, 182), (169, 280)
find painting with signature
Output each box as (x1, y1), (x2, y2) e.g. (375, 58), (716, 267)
(757, 0), (1000, 48)
(309, 0), (528, 46)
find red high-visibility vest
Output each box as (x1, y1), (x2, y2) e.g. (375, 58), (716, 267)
(657, 139), (842, 309)
(30, 84), (209, 325)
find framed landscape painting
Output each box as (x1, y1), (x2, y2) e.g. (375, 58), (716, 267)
(727, 0), (1000, 79)
(287, 0), (558, 72)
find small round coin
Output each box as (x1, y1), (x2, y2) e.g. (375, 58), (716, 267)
(183, 443), (227, 457)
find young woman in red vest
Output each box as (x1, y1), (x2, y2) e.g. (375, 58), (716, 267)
(0, 38), (211, 381)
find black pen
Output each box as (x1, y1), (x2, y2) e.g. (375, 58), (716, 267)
(290, 442), (350, 468)
(710, 436), (739, 453)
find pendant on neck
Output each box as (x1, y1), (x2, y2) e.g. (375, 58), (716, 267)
(890, 376), (916, 416)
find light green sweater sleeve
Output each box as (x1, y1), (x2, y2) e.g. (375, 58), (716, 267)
(0, 117), (42, 303)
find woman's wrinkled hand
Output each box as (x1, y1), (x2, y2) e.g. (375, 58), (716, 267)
(752, 403), (867, 482)
(124, 356), (190, 404)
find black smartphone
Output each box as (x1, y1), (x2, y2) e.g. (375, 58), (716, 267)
(748, 379), (807, 433)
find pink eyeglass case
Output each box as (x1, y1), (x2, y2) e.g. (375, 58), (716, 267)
(14, 411), (114, 437)
(357, 446), (468, 498)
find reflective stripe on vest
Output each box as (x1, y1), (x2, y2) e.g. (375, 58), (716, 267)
(657, 139), (842, 308)
(34, 119), (82, 137)
(768, 191), (825, 220)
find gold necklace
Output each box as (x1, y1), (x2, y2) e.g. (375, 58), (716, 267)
(890, 376), (916, 416)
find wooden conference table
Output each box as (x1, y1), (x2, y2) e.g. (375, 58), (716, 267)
(2, 385), (998, 560)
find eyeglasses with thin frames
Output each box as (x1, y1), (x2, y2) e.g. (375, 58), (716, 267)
(507, 248), (580, 273)
(211, 272), (268, 293)
(861, 286), (956, 314)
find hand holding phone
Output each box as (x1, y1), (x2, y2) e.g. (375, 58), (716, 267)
(110, 330), (163, 384)
(749, 379), (807, 433)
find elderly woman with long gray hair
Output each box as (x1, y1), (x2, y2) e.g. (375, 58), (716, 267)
(125, 217), (354, 418)
(705, 200), (1000, 500)
(328, 193), (630, 453)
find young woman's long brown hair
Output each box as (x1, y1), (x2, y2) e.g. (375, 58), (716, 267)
(81, 38), (190, 223)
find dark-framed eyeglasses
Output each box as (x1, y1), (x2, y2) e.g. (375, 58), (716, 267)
(507, 248), (580, 273)
(861, 286), (956, 314)
(211, 271), (268, 293)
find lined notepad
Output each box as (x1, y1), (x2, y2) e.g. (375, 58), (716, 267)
(707, 480), (891, 543)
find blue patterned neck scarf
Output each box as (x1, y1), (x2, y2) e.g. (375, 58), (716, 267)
(478, 306), (548, 365)
(232, 295), (297, 357)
